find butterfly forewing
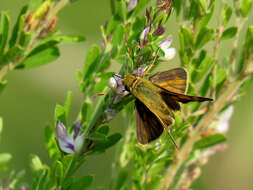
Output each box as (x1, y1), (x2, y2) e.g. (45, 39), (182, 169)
(135, 99), (164, 144)
(149, 68), (188, 94)
(161, 90), (213, 103)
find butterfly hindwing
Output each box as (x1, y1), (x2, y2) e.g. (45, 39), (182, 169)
(135, 99), (164, 144)
(149, 68), (188, 94)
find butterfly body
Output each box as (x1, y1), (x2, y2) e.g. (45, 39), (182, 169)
(122, 68), (213, 147)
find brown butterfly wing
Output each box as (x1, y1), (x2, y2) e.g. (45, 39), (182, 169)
(161, 90), (213, 103)
(135, 99), (164, 144)
(149, 68), (188, 94)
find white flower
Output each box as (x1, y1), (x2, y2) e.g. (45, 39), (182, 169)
(216, 106), (234, 133)
(158, 37), (176, 60)
(56, 121), (84, 154)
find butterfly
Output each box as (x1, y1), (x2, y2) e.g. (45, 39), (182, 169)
(122, 67), (213, 148)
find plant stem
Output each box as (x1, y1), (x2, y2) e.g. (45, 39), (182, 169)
(159, 76), (245, 190)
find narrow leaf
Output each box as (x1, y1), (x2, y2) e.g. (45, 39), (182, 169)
(9, 5), (28, 48)
(0, 12), (10, 56)
(88, 132), (107, 142)
(83, 45), (100, 82)
(70, 175), (93, 190)
(54, 104), (66, 126)
(221, 27), (237, 40)
(194, 134), (227, 149)
(195, 27), (214, 49)
(112, 24), (124, 46)
(18, 46), (59, 69)
(115, 170), (128, 190)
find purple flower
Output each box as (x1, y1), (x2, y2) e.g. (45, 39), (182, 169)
(140, 9), (151, 45)
(158, 37), (176, 60)
(153, 26), (165, 36)
(56, 121), (84, 154)
(133, 66), (148, 76)
(128, 0), (138, 10)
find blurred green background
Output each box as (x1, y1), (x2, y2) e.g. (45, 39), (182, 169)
(0, 0), (253, 189)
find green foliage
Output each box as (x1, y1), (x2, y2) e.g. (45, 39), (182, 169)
(194, 134), (227, 149)
(69, 175), (93, 190)
(0, 0), (253, 189)
(221, 27), (238, 40)
(0, 12), (10, 56)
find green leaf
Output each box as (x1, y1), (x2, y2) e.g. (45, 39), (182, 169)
(106, 16), (121, 36)
(118, 0), (127, 21)
(237, 26), (253, 74)
(173, 0), (182, 16)
(115, 170), (128, 190)
(9, 5), (28, 48)
(0, 80), (7, 94)
(0, 153), (12, 165)
(0, 12), (10, 56)
(88, 132), (107, 142)
(199, 7), (214, 29)
(94, 133), (122, 152)
(0, 45), (24, 66)
(200, 72), (212, 96)
(17, 46), (59, 69)
(198, 0), (208, 12)
(54, 161), (64, 184)
(221, 27), (237, 40)
(194, 134), (227, 149)
(180, 27), (193, 49)
(45, 124), (60, 161)
(70, 175), (93, 190)
(112, 24), (124, 46)
(132, 0), (149, 16)
(18, 31), (31, 48)
(97, 125), (110, 135)
(29, 154), (43, 173)
(244, 25), (253, 51)
(216, 67), (227, 94)
(239, 0), (253, 17)
(54, 104), (66, 126)
(83, 45), (100, 83)
(64, 91), (72, 118)
(195, 27), (214, 49)
(222, 4), (232, 26)
(191, 52), (214, 83)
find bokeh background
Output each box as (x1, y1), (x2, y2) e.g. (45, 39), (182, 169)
(0, 0), (253, 189)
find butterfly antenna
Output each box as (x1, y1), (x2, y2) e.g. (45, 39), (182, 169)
(143, 48), (160, 76)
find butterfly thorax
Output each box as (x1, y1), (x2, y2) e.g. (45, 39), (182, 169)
(123, 74), (174, 127)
